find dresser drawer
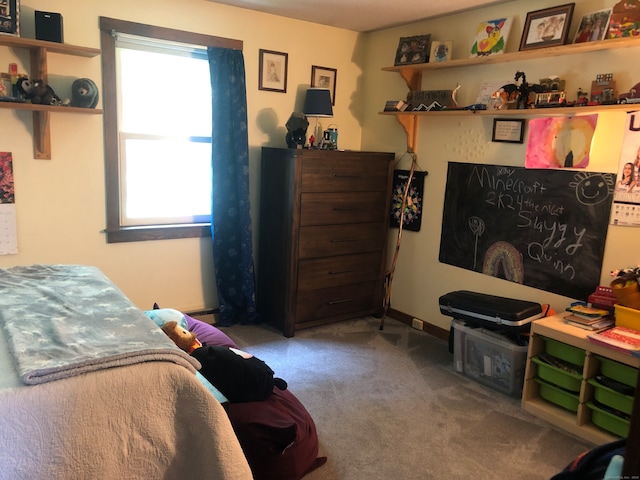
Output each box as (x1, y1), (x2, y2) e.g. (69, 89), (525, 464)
(301, 157), (390, 192)
(297, 252), (382, 291)
(300, 191), (388, 226)
(295, 282), (379, 325)
(298, 223), (384, 259)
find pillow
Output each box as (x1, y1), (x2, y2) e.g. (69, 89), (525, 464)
(143, 308), (189, 330)
(144, 308), (237, 348)
(184, 314), (238, 348)
(224, 388), (327, 480)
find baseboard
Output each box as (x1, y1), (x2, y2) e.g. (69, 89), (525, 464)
(387, 308), (449, 341)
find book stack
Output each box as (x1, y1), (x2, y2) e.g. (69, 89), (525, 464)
(588, 325), (640, 355)
(384, 100), (408, 112)
(564, 305), (614, 332)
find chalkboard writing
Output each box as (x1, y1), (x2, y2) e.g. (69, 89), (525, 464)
(439, 162), (615, 300)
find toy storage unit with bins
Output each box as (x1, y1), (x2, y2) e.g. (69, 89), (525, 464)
(522, 315), (639, 444)
(452, 320), (529, 397)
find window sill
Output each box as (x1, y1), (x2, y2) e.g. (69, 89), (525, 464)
(105, 224), (211, 243)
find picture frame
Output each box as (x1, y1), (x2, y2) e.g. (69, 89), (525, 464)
(519, 3), (575, 51)
(0, 0), (20, 36)
(573, 8), (612, 43)
(311, 65), (337, 105)
(492, 118), (525, 144)
(429, 40), (453, 63)
(394, 34), (430, 66)
(258, 49), (288, 93)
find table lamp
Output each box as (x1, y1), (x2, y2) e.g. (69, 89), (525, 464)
(303, 88), (333, 147)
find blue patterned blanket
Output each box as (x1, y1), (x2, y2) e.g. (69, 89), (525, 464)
(0, 264), (200, 385)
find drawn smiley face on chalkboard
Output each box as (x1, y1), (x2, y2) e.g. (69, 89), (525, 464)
(570, 172), (614, 205)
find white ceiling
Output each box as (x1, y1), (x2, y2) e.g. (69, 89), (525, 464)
(209, 0), (513, 32)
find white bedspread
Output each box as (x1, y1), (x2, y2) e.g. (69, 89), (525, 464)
(0, 264), (252, 479)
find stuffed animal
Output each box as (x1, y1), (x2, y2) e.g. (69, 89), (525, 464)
(16, 77), (35, 100)
(161, 320), (202, 354)
(160, 319), (287, 403)
(70, 78), (99, 108)
(16, 77), (62, 105)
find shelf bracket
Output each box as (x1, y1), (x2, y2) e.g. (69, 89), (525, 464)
(398, 68), (422, 92)
(395, 114), (418, 154)
(32, 111), (51, 160)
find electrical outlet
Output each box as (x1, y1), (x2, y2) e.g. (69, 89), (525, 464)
(411, 318), (423, 330)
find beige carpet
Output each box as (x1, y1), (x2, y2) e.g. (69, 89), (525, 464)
(223, 316), (593, 480)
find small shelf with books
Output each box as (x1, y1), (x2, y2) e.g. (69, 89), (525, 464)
(522, 314), (640, 444)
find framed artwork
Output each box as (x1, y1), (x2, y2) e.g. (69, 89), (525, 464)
(573, 8), (612, 43)
(429, 40), (453, 62)
(311, 65), (337, 105)
(470, 18), (513, 57)
(519, 3), (575, 51)
(0, 0), (20, 36)
(608, 0), (640, 38)
(258, 49), (288, 93)
(394, 34), (430, 66)
(492, 119), (525, 144)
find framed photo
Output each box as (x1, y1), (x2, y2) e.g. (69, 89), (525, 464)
(311, 65), (337, 105)
(394, 34), (430, 66)
(258, 49), (288, 93)
(519, 3), (575, 51)
(429, 40), (453, 63)
(0, 0), (20, 36)
(573, 8), (612, 43)
(492, 118), (525, 144)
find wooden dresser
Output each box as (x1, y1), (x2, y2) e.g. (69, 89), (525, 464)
(258, 147), (395, 337)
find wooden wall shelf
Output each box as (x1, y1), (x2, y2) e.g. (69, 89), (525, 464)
(0, 36), (101, 159)
(381, 36), (640, 153)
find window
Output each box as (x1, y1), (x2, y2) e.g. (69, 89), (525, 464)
(99, 18), (242, 243)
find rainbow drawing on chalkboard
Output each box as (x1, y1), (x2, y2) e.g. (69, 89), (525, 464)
(525, 115), (598, 169)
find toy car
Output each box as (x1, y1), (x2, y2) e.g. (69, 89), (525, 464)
(618, 82), (640, 104)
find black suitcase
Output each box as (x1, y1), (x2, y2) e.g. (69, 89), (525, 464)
(439, 290), (543, 332)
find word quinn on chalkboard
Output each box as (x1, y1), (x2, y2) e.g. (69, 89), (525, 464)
(439, 162), (615, 300)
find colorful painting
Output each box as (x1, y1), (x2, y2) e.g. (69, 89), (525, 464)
(470, 18), (513, 57)
(390, 170), (425, 232)
(525, 115), (598, 169)
(608, 0), (640, 38)
(0, 152), (14, 203)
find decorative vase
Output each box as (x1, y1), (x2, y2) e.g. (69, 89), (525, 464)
(610, 277), (640, 310)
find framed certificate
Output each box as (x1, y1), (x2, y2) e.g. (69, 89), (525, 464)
(492, 118), (525, 143)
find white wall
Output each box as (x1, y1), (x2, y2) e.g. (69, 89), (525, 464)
(0, 0), (364, 311)
(360, 0), (640, 329)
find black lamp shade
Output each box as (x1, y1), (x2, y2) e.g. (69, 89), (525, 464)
(303, 88), (333, 117)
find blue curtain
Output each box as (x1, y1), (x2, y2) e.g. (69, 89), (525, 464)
(208, 46), (260, 326)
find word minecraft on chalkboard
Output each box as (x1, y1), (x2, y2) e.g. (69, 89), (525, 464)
(439, 162), (614, 300)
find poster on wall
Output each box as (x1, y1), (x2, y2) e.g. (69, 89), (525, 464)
(611, 111), (640, 226)
(0, 152), (17, 255)
(389, 169), (425, 232)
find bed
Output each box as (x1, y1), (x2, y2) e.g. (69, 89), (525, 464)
(0, 264), (253, 479)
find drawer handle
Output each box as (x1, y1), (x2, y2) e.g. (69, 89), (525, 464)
(328, 298), (353, 305)
(330, 238), (356, 243)
(332, 207), (360, 211)
(333, 174), (360, 178)
(328, 270), (354, 275)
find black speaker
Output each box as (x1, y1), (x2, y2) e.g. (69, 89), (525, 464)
(35, 11), (64, 43)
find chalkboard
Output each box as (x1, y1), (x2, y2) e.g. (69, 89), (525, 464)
(439, 162), (615, 300)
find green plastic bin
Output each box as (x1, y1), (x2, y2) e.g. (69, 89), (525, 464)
(587, 401), (630, 438)
(543, 337), (585, 366)
(532, 356), (582, 392)
(535, 377), (580, 412)
(596, 356), (639, 388)
(588, 377), (634, 415)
